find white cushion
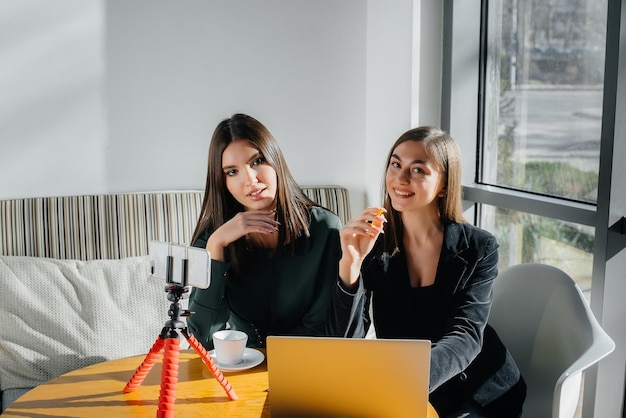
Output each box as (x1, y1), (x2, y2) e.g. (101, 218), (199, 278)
(0, 256), (172, 391)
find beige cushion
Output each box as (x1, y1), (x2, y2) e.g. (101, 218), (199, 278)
(0, 255), (170, 391)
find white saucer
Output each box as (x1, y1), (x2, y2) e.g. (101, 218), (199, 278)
(208, 348), (265, 372)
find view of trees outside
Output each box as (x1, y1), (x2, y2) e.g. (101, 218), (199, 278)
(479, 0), (607, 296)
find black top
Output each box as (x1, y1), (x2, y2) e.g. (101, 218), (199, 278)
(367, 250), (447, 341)
(187, 207), (342, 349)
(331, 222), (527, 417)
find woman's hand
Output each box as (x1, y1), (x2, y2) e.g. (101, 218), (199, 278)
(339, 207), (386, 288)
(206, 210), (279, 260)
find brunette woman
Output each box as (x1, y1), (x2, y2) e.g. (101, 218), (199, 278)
(333, 126), (526, 417)
(187, 113), (344, 349)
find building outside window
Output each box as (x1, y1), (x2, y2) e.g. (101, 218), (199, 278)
(480, 0), (606, 297)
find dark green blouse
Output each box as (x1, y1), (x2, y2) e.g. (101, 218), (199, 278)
(186, 207), (342, 350)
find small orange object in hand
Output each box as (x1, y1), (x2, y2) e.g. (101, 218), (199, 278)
(371, 208), (384, 228)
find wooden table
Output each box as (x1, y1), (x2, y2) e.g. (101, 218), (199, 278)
(3, 349), (439, 417)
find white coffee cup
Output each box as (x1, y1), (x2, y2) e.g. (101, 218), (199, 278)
(212, 330), (248, 365)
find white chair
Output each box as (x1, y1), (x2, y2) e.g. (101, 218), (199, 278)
(488, 263), (615, 418)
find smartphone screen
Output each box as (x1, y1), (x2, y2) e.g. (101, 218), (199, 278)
(149, 241), (211, 289)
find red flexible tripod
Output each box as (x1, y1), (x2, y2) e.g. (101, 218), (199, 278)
(123, 284), (237, 418)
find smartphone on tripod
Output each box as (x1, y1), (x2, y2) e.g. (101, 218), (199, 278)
(149, 240), (211, 289)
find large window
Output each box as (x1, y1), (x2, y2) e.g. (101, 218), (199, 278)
(444, 0), (625, 417)
(479, 0), (607, 296)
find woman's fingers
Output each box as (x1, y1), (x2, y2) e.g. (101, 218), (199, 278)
(339, 207), (388, 260)
(343, 207), (386, 236)
(234, 210), (280, 234)
(342, 223), (377, 238)
(338, 207), (387, 282)
(213, 210), (279, 247)
(371, 207), (386, 228)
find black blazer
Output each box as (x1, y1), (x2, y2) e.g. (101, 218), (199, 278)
(329, 222), (525, 416)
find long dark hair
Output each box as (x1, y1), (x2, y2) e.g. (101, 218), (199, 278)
(192, 113), (317, 274)
(380, 126), (466, 255)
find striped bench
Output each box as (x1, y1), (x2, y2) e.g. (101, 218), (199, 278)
(0, 186), (351, 260)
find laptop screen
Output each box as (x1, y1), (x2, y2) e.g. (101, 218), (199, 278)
(266, 336), (431, 418)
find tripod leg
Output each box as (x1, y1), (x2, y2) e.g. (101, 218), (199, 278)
(182, 329), (238, 400)
(157, 333), (180, 418)
(123, 335), (166, 393)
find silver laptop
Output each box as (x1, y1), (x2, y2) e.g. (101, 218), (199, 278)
(266, 336), (431, 418)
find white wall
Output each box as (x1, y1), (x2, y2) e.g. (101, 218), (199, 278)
(0, 0), (107, 198)
(0, 0), (423, 217)
(363, 0), (413, 207)
(363, 0), (443, 207)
